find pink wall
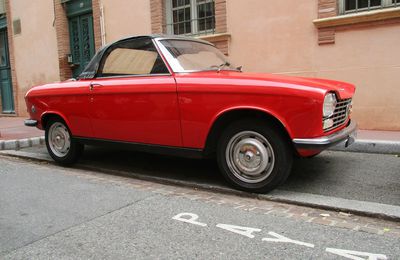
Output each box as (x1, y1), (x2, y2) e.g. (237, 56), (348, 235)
(7, 0), (399, 130)
(227, 0), (400, 130)
(101, 0), (152, 43)
(10, 0), (60, 117)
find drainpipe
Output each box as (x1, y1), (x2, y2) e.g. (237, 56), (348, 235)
(100, 3), (106, 47)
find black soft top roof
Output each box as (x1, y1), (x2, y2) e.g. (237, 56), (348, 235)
(78, 35), (211, 79)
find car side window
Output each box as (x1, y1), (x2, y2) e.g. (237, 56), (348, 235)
(98, 38), (169, 77)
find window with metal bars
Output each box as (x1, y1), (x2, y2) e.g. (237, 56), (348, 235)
(0, 0), (5, 15)
(166, 0), (215, 35)
(339, 0), (400, 14)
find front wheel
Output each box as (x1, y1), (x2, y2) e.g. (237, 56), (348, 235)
(217, 120), (293, 193)
(45, 118), (83, 165)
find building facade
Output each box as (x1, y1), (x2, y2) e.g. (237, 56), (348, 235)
(1, 0), (399, 130)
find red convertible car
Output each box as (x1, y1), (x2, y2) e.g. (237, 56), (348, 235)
(25, 35), (356, 193)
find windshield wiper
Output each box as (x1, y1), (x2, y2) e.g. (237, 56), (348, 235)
(217, 62), (230, 73)
(218, 61), (230, 72)
(210, 62), (243, 73)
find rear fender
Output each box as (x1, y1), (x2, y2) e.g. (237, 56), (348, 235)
(40, 111), (71, 132)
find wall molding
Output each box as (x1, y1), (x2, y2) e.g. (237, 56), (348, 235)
(315, 1), (400, 45)
(314, 7), (400, 28)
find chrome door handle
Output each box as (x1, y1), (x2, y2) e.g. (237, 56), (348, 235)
(90, 83), (103, 91)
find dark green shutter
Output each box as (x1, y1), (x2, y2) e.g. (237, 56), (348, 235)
(0, 17), (14, 114)
(66, 0), (95, 78)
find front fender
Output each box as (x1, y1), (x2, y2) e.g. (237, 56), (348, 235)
(209, 106), (294, 139)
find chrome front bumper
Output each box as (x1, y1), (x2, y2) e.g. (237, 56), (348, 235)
(292, 120), (357, 150)
(24, 119), (38, 127)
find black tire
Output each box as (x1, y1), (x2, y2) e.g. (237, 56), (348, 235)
(217, 119), (293, 193)
(45, 118), (83, 166)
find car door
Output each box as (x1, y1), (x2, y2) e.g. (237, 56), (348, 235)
(88, 37), (182, 147)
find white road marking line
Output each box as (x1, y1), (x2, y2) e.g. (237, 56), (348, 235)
(262, 232), (315, 248)
(172, 213), (207, 227)
(326, 248), (387, 260)
(216, 223), (261, 239)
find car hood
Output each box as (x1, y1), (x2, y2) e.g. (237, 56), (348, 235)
(183, 71), (356, 100)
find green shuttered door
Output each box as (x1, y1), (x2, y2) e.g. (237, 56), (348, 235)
(0, 27), (14, 114)
(67, 0), (95, 78)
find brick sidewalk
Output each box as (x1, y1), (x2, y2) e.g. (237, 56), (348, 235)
(0, 117), (43, 140)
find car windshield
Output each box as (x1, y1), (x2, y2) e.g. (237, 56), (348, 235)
(158, 39), (237, 73)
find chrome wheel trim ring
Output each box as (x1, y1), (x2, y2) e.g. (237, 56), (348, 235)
(225, 131), (275, 184)
(48, 122), (71, 158)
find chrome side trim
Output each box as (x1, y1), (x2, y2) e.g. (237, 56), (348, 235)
(95, 73), (172, 79)
(293, 120), (357, 149)
(173, 68), (241, 73)
(24, 119), (38, 127)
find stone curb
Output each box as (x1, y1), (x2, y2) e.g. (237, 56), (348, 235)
(0, 136), (45, 151)
(330, 139), (400, 155)
(1, 136), (399, 154)
(260, 191), (400, 222)
(1, 149), (399, 222)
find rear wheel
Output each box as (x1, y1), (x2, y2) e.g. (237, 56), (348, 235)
(45, 118), (83, 165)
(217, 119), (293, 193)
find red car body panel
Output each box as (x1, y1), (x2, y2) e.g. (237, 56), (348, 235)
(89, 76), (181, 146)
(25, 80), (92, 136)
(26, 76), (182, 147)
(26, 70), (355, 154)
(24, 36), (356, 158)
(175, 71), (354, 149)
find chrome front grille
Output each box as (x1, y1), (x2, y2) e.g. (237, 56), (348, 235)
(324, 98), (352, 132)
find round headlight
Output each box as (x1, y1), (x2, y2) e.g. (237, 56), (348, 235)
(323, 93), (337, 118)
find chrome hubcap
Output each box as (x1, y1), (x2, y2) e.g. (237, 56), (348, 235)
(48, 122), (71, 158)
(226, 131), (275, 183)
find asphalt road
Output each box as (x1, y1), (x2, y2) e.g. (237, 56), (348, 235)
(15, 145), (400, 206)
(0, 156), (398, 259)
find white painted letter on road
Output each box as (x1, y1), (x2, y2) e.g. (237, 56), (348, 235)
(216, 223), (261, 238)
(172, 213), (207, 227)
(262, 232), (314, 248)
(326, 248), (387, 260)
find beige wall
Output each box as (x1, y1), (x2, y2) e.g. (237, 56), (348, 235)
(314, 25), (400, 131)
(228, 1), (316, 75)
(101, 0), (152, 44)
(227, 0), (400, 130)
(7, 0), (399, 130)
(8, 0), (153, 117)
(10, 0), (60, 116)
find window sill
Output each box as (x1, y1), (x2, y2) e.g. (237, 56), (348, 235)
(0, 113), (17, 117)
(313, 7), (400, 28)
(196, 33), (231, 42)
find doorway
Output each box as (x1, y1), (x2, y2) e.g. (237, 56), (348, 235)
(66, 0), (95, 78)
(0, 23), (14, 114)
